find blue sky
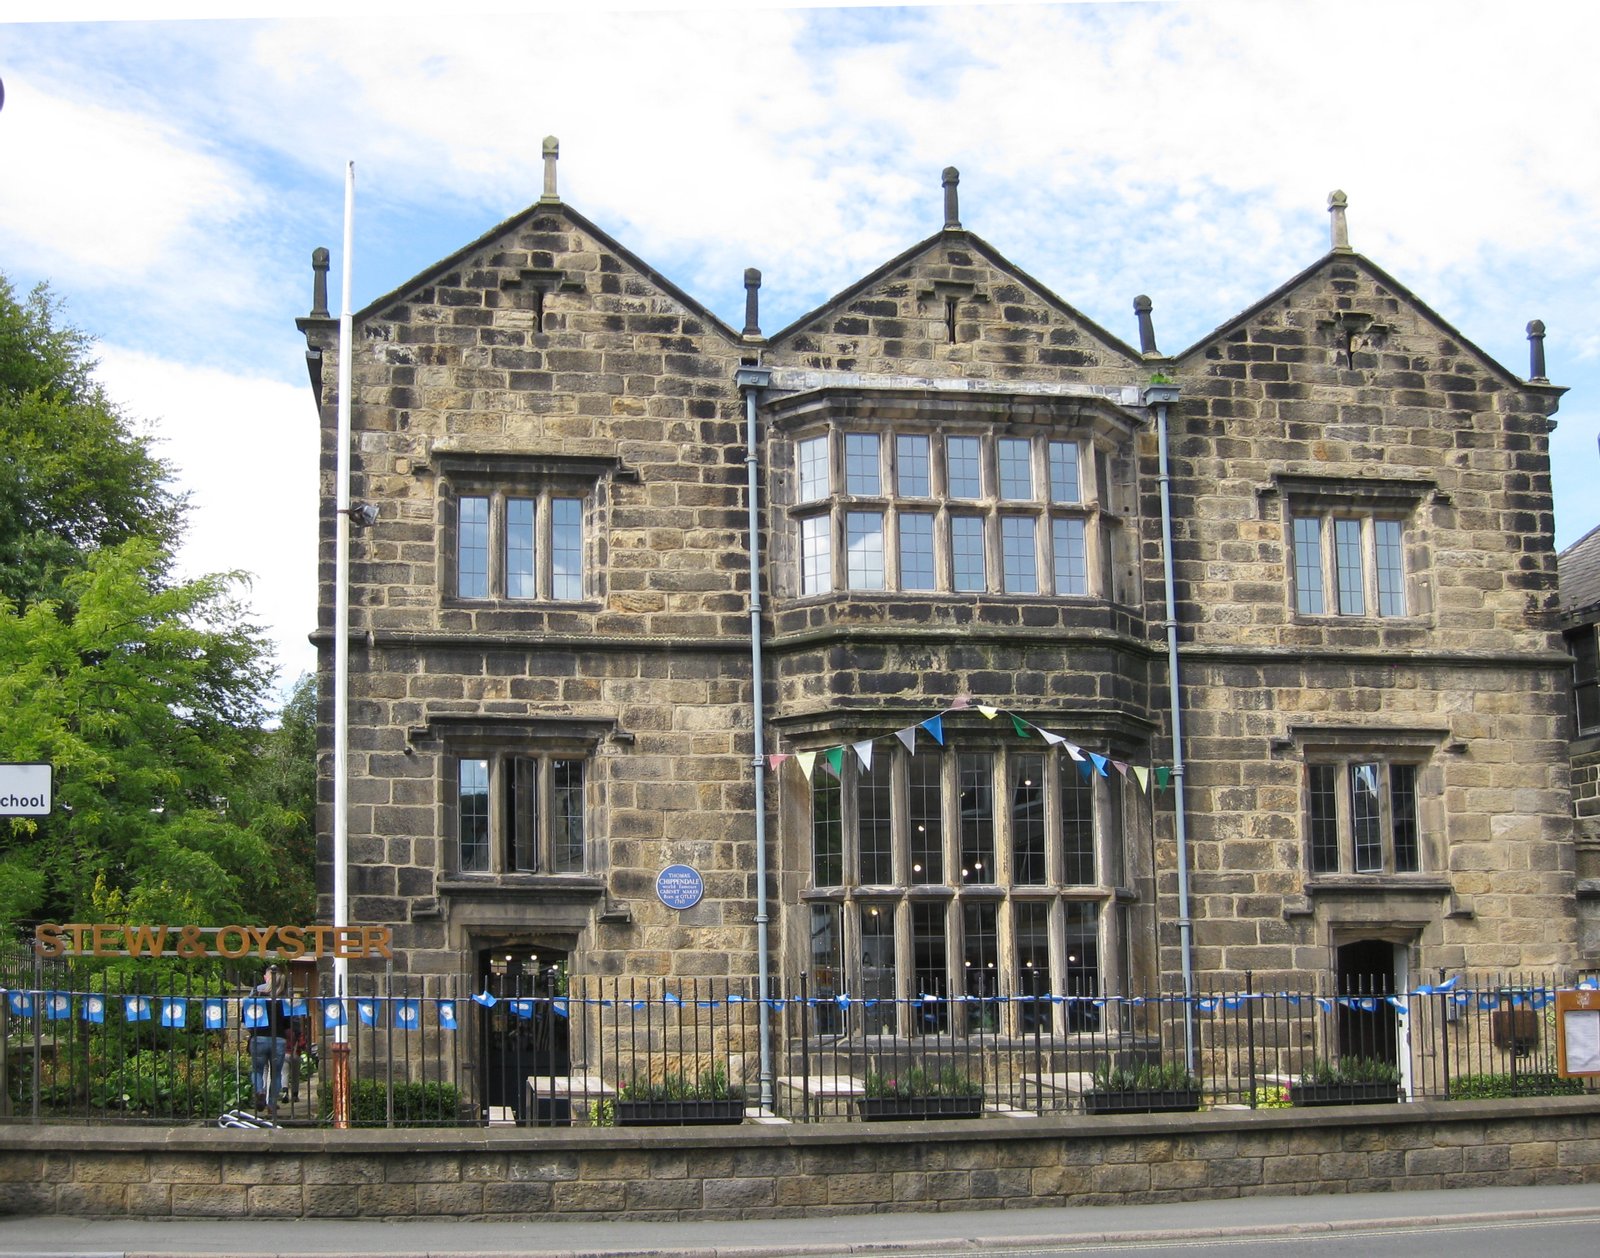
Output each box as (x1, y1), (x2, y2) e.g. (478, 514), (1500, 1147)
(3, 1), (1597, 695)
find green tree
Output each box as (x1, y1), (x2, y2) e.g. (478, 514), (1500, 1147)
(0, 276), (183, 609)
(230, 672), (320, 925)
(0, 541), (278, 927)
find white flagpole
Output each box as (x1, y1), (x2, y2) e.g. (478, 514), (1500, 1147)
(331, 160), (355, 1127)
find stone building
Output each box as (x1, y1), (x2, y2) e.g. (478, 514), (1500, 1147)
(296, 145), (1583, 1037)
(1559, 522), (1600, 955)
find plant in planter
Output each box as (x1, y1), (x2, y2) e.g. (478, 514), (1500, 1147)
(1289, 1057), (1401, 1107)
(615, 1063), (746, 1126)
(1083, 1059), (1202, 1115)
(856, 1064), (985, 1121)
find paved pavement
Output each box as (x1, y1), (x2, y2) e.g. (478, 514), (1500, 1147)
(3, 1185), (1600, 1258)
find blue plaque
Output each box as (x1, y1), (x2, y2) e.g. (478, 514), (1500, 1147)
(656, 864), (704, 910)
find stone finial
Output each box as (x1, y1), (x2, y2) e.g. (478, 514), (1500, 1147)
(541, 136), (560, 204)
(942, 167), (961, 230)
(1527, 319), (1548, 382)
(743, 268), (763, 339)
(1328, 190), (1351, 252)
(1134, 295), (1158, 356)
(310, 247), (330, 318)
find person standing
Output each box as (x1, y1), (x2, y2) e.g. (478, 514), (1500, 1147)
(249, 965), (289, 1116)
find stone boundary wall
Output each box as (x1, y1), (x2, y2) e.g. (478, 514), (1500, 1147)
(3, 1099), (1598, 1220)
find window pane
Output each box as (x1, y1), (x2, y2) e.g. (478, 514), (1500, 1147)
(1375, 519), (1405, 616)
(899, 512), (936, 590)
(1063, 901), (1100, 1014)
(1060, 756), (1095, 884)
(458, 496), (489, 598)
(810, 904), (846, 1035)
(998, 438), (1032, 500)
(1390, 763), (1419, 873)
(1334, 518), (1365, 615)
(951, 516), (986, 591)
(800, 516), (831, 595)
(1577, 628), (1600, 734)
(1104, 772), (1125, 887)
(908, 750), (944, 883)
(550, 758), (585, 872)
(1053, 517), (1088, 596)
(947, 436), (981, 499)
(1014, 901), (1052, 1032)
(506, 498), (536, 599)
(811, 769), (842, 887)
(1000, 517), (1038, 594)
(1049, 442), (1081, 504)
(846, 512), (885, 590)
(551, 498), (583, 600)
(911, 902), (949, 1031)
(844, 433), (881, 495)
(860, 904), (897, 1034)
(458, 758), (490, 872)
(797, 436), (829, 503)
(896, 434), (930, 497)
(1350, 762), (1382, 872)
(508, 757), (539, 872)
(1010, 753), (1047, 885)
(857, 755), (893, 884)
(1292, 517), (1324, 614)
(1308, 764), (1340, 874)
(958, 752), (995, 884)
(962, 901), (999, 1032)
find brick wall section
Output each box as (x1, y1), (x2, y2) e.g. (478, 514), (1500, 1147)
(5, 1100), (1599, 1219)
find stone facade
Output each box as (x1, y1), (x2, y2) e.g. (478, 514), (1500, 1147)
(296, 152), (1583, 1021)
(6, 1100), (1599, 1219)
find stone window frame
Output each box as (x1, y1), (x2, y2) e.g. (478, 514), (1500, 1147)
(799, 733), (1139, 1039)
(1284, 725), (1450, 883)
(783, 423), (1118, 601)
(416, 715), (622, 885)
(1568, 622), (1599, 738)
(1270, 474), (1438, 623)
(434, 452), (632, 608)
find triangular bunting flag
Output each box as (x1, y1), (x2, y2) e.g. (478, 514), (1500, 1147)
(920, 715), (944, 745)
(1112, 760), (1129, 777)
(895, 726), (918, 753)
(1039, 729), (1066, 746)
(1133, 766), (1150, 793)
(1156, 766), (1172, 791)
(823, 746), (844, 778)
(977, 705), (998, 719)
(1010, 715), (1031, 739)
(852, 740), (874, 772)
(797, 750), (817, 781)
(767, 753), (789, 771)
(1077, 758), (1095, 781)
(1089, 752), (1109, 777)
(1065, 742), (1086, 761)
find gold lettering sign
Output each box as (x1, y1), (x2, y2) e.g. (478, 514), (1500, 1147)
(33, 923), (392, 961)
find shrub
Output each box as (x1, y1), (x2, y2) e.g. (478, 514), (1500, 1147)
(1299, 1056), (1400, 1086)
(1449, 1072), (1585, 1099)
(617, 1063), (743, 1102)
(1091, 1060), (1199, 1092)
(1252, 1085), (1292, 1108)
(862, 1064), (983, 1098)
(318, 1078), (463, 1126)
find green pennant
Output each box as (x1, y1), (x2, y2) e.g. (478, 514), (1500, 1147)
(823, 746), (845, 778)
(1155, 766), (1172, 791)
(1010, 715), (1031, 739)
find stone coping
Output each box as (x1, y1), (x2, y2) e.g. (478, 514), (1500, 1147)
(7, 1093), (1598, 1155)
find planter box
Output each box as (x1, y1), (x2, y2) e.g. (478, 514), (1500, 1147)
(614, 1098), (744, 1126)
(1082, 1088), (1201, 1115)
(855, 1095), (985, 1122)
(1290, 1081), (1400, 1107)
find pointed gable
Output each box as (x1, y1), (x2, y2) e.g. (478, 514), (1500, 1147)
(767, 230), (1142, 385)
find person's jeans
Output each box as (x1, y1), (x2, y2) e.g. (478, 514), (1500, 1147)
(249, 1035), (287, 1111)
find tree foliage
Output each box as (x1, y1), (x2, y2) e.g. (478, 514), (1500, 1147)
(0, 274), (317, 935)
(0, 276), (183, 609)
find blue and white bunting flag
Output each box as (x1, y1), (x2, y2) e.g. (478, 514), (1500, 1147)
(553, 998), (569, 1019)
(664, 991), (683, 1007)
(124, 995), (152, 1022)
(508, 998), (534, 1020)
(1196, 998), (1219, 1014)
(321, 998), (346, 1027)
(357, 999), (382, 1027)
(1386, 996), (1408, 1015)
(286, 997), (309, 1019)
(437, 999), (458, 1030)
(6, 990), (33, 1016)
(242, 997), (268, 1028)
(471, 989), (497, 1008)
(1478, 993), (1500, 1011)
(204, 998), (228, 1029)
(46, 991), (72, 1020)
(82, 994), (105, 1023)
(393, 1000), (420, 1028)
(160, 998), (188, 1028)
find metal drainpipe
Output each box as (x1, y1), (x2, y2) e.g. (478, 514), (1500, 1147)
(1146, 383), (1196, 1072)
(735, 365), (774, 1109)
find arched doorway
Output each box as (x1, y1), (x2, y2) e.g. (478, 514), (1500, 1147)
(476, 944), (570, 1124)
